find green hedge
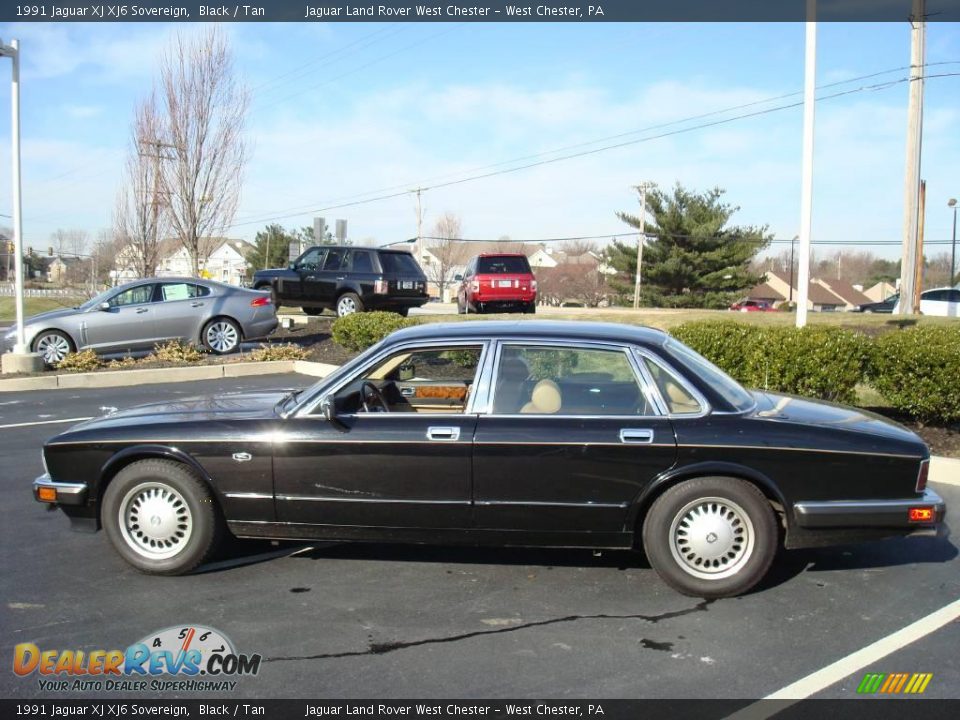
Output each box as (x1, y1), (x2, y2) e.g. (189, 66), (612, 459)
(331, 312), (419, 352)
(670, 321), (869, 405)
(868, 326), (960, 423)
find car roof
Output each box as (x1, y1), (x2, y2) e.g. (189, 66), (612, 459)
(387, 320), (669, 347)
(475, 253), (527, 258)
(304, 244), (408, 254)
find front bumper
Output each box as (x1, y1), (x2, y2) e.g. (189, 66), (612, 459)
(33, 474), (88, 506)
(794, 488), (946, 529)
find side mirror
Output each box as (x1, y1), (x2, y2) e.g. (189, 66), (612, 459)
(288, 262), (297, 270)
(320, 395), (346, 431)
(454, 274), (463, 282)
(397, 363), (415, 382)
(99, 302), (111, 311)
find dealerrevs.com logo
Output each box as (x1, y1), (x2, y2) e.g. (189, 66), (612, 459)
(13, 625), (261, 692)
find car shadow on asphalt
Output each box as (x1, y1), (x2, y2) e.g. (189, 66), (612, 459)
(755, 535), (958, 593)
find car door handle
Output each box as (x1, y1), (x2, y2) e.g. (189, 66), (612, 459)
(191, 302), (204, 307)
(620, 428), (654, 444)
(336, 276), (346, 281)
(400, 387), (415, 397)
(305, 275), (316, 281)
(135, 308), (149, 314)
(427, 426), (460, 442)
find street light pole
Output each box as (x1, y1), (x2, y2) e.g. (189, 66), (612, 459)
(950, 198), (958, 286)
(632, 181), (654, 310)
(0, 39), (25, 353)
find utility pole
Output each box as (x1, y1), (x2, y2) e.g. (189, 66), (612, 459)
(0, 38), (26, 360)
(948, 198), (957, 286)
(914, 180), (926, 310)
(633, 181), (654, 309)
(795, 4), (817, 329)
(788, 235), (797, 302)
(898, 0), (926, 315)
(137, 137), (175, 279)
(412, 188), (424, 260)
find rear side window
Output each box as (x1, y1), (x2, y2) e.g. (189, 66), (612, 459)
(378, 252), (421, 274)
(351, 251), (374, 273)
(323, 248), (349, 271)
(477, 256), (531, 274)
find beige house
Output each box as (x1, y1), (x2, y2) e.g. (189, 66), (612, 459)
(863, 281), (897, 302)
(748, 270), (848, 311)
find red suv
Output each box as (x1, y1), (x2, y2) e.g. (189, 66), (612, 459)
(456, 253), (537, 314)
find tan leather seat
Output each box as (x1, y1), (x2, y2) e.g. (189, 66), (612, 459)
(520, 380), (562, 414)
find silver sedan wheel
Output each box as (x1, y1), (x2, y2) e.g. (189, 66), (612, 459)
(205, 321), (239, 353)
(669, 496), (755, 580)
(35, 333), (72, 364)
(118, 482), (193, 560)
(337, 295), (358, 317)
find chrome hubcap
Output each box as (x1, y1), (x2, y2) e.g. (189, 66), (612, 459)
(36, 334), (71, 364)
(669, 496), (755, 580)
(118, 482), (193, 560)
(337, 297), (357, 316)
(206, 322), (238, 352)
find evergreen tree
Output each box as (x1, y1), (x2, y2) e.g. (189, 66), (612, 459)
(247, 224), (298, 271)
(607, 184), (771, 308)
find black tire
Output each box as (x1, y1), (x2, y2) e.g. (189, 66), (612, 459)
(456, 297), (465, 315)
(302, 307), (323, 316)
(524, 302), (536, 314)
(642, 477), (777, 598)
(32, 330), (75, 366)
(101, 459), (224, 575)
(336, 292), (363, 317)
(201, 317), (242, 355)
(395, 307), (410, 317)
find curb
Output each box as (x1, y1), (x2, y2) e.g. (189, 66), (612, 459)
(0, 359), (339, 392)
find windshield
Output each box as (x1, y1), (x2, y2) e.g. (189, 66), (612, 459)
(378, 252), (421, 275)
(661, 338), (755, 412)
(78, 287), (119, 311)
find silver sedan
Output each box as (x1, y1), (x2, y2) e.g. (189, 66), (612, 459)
(2, 278), (278, 365)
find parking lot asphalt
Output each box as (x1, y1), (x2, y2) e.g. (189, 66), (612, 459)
(0, 375), (957, 700)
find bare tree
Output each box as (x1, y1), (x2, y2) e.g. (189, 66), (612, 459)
(114, 92), (168, 279)
(159, 28), (249, 276)
(423, 213), (469, 301)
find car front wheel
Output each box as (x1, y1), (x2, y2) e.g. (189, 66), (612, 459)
(101, 459), (224, 575)
(202, 318), (241, 354)
(33, 330), (74, 366)
(642, 477), (777, 598)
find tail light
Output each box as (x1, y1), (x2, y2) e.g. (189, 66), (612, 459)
(531, 279), (538, 291)
(374, 280), (389, 294)
(250, 296), (271, 307)
(915, 459), (929, 493)
(470, 281), (479, 293)
(908, 507), (934, 522)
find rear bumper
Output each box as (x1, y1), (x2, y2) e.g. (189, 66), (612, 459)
(244, 316), (279, 339)
(793, 488), (946, 529)
(34, 474), (88, 506)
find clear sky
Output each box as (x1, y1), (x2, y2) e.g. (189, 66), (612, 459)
(0, 20), (957, 258)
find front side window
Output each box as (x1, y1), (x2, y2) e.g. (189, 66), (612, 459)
(109, 284), (154, 307)
(491, 345), (651, 416)
(296, 248), (325, 271)
(332, 345), (483, 415)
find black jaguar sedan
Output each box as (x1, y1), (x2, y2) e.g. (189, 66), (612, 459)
(33, 321), (946, 598)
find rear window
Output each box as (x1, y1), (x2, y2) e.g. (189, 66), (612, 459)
(377, 252), (421, 275)
(477, 256), (531, 274)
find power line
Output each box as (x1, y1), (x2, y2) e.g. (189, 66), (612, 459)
(229, 69), (960, 231)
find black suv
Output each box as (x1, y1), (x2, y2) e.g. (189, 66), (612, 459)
(252, 246), (429, 317)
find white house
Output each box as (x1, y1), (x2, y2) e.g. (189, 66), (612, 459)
(114, 237), (254, 286)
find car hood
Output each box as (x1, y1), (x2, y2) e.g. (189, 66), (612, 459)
(12, 307), (82, 329)
(62, 391), (292, 433)
(751, 390), (924, 448)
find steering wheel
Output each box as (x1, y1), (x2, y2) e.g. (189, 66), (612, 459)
(360, 381), (390, 413)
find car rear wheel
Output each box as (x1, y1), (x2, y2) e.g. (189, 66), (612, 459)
(524, 302), (536, 314)
(33, 330), (74, 366)
(642, 477), (777, 598)
(202, 318), (241, 354)
(101, 459), (224, 575)
(394, 307), (410, 317)
(302, 307), (323, 316)
(336, 292), (363, 317)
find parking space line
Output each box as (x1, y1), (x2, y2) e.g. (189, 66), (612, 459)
(727, 596), (960, 717)
(0, 417), (93, 429)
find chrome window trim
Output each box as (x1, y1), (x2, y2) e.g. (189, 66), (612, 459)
(295, 339), (490, 418)
(485, 338), (665, 419)
(632, 347), (712, 420)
